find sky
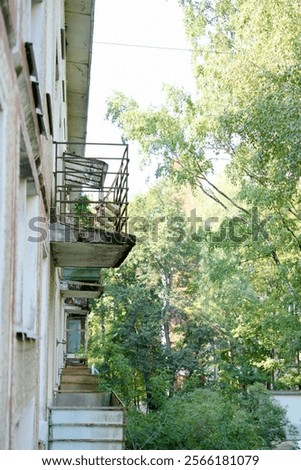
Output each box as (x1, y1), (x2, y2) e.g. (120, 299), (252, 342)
(86, 0), (195, 197)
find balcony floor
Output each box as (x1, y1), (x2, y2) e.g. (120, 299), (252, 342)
(50, 223), (136, 268)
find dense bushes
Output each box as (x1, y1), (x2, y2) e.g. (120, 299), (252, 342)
(126, 385), (295, 450)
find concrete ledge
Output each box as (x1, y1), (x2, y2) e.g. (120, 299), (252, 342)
(50, 223), (136, 267)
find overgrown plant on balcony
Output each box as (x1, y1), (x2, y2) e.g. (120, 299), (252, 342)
(73, 194), (94, 228)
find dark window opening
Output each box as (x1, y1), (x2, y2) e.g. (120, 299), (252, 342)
(62, 80), (65, 103)
(60, 28), (66, 60)
(25, 42), (46, 136)
(46, 93), (53, 137)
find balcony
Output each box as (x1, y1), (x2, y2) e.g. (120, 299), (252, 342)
(60, 268), (103, 299)
(49, 388), (125, 450)
(50, 143), (136, 269)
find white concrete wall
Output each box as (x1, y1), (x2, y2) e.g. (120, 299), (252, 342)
(0, 5), (21, 447)
(0, 106), (9, 449)
(272, 393), (301, 439)
(0, 0), (68, 449)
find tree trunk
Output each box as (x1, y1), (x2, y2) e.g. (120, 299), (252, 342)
(143, 370), (157, 411)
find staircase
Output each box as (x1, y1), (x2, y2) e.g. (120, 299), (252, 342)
(49, 365), (125, 450)
(60, 364), (99, 392)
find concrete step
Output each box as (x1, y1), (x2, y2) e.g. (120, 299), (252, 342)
(53, 392), (113, 406)
(63, 367), (91, 376)
(51, 423), (124, 440)
(61, 375), (98, 384)
(60, 382), (99, 392)
(50, 407), (124, 424)
(60, 382), (98, 393)
(49, 392), (125, 450)
(56, 390), (99, 394)
(49, 440), (123, 450)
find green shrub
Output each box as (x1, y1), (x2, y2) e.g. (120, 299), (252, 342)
(126, 385), (294, 450)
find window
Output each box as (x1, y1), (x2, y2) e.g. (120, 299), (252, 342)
(60, 28), (66, 60)
(62, 80), (65, 103)
(66, 316), (86, 355)
(25, 42), (46, 135)
(46, 93), (53, 137)
(55, 47), (59, 81)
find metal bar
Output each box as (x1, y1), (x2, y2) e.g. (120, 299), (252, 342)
(53, 143), (130, 233)
(54, 198), (129, 204)
(54, 141), (127, 146)
(55, 171), (129, 176)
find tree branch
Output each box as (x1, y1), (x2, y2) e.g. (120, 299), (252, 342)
(200, 171), (251, 216)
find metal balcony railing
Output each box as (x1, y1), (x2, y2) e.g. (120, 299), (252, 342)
(53, 142), (129, 233)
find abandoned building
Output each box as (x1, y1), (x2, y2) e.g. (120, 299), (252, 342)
(0, 0), (135, 449)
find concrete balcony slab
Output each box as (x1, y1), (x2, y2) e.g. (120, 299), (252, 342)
(50, 223), (135, 268)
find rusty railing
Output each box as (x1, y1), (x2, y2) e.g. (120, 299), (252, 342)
(54, 142), (129, 233)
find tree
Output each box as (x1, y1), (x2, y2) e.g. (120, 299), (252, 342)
(106, 0), (301, 254)
(86, 0), (301, 449)
(89, 181), (207, 407)
(104, 0), (301, 389)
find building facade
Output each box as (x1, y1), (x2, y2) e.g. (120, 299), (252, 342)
(0, 0), (134, 450)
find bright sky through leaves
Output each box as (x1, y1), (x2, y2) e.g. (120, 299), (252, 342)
(87, 0), (195, 196)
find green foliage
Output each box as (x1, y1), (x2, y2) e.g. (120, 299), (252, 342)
(73, 194), (93, 226)
(126, 385), (293, 450)
(103, 0), (301, 391)
(88, 182), (206, 408)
